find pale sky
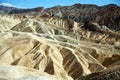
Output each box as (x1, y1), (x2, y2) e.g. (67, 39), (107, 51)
(0, 0), (119, 8)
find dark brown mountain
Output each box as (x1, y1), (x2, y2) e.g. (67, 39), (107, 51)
(0, 5), (17, 14)
(43, 4), (120, 31)
(89, 4), (120, 31)
(8, 7), (44, 15)
(0, 3), (120, 31)
(43, 4), (100, 22)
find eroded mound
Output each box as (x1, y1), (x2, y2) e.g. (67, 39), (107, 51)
(80, 66), (120, 80)
(0, 15), (120, 80)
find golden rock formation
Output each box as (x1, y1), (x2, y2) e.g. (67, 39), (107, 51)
(0, 15), (120, 80)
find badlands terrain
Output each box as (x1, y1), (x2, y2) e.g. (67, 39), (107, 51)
(0, 4), (120, 80)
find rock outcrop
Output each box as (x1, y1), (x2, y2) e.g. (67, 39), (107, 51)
(80, 66), (120, 80)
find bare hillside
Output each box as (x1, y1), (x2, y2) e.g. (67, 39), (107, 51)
(0, 10), (120, 80)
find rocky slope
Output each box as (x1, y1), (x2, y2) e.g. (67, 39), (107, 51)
(80, 66), (120, 80)
(89, 4), (120, 31)
(0, 13), (120, 80)
(0, 4), (120, 31)
(43, 4), (120, 31)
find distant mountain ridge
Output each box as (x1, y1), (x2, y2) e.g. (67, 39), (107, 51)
(0, 5), (44, 14)
(0, 5), (17, 14)
(0, 3), (120, 31)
